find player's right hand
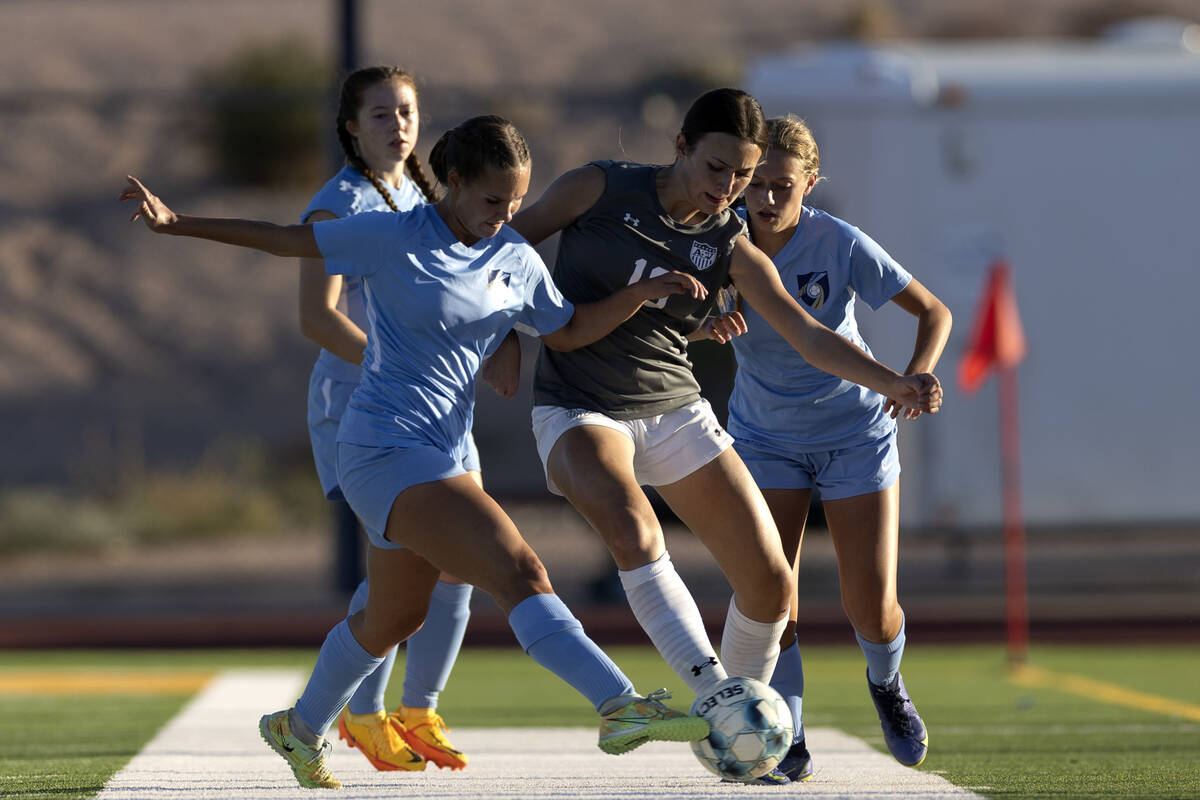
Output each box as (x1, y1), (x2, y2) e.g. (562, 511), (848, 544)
(698, 311), (747, 344)
(119, 176), (177, 232)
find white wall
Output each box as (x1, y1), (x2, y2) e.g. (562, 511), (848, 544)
(748, 43), (1200, 527)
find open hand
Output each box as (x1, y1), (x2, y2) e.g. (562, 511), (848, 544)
(698, 311), (747, 344)
(119, 176), (177, 231)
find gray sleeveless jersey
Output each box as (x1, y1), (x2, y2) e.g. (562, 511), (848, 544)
(532, 160), (746, 419)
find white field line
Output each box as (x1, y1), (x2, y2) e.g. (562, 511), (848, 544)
(97, 669), (984, 800)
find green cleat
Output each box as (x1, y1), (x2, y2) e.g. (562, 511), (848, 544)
(598, 688), (710, 755)
(259, 709), (341, 789)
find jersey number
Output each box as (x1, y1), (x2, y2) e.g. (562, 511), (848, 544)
(628, 258), (669, 309)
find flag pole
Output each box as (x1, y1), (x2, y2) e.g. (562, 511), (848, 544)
(958, 261), (1030, 668)
(998, 363), (1029, 665)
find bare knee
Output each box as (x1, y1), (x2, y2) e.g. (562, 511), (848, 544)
(352, 604), (427, 655)
(489, 548), (554, 611)
(736, 560), (791, 621)
(843, 592), (903, 642)
(592, 507), (663, 569)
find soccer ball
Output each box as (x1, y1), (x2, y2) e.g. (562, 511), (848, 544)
(689, 677), (793, 782)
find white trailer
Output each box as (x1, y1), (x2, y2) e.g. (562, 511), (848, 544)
(744, 30), (1200, 528)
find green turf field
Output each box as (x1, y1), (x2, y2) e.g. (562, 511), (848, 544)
(1, 644), (1197, 799)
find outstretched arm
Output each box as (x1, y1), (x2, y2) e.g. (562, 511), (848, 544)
(729, 237), (942, 414)
(120, 176), (321, 259)
(540, 270), (707, 352)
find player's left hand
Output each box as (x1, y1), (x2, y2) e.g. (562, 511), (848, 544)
(886, 373), (942, 418)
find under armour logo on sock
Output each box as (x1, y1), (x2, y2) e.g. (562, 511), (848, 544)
(691, 656), (718, 676)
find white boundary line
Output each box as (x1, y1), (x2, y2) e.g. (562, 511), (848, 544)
(97, 669), (984, 799)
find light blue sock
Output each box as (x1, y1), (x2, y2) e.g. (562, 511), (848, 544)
(769, 635), (805, 743)
(344, 579), (397, 715)
(508, 593), (635, 711)
(402, 581), (473, 709)
(857, 616), (906, 687)
(294, 619), (385, 737)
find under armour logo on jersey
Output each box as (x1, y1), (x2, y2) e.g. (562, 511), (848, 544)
(690, 241), (718, 271)
(338, 179), (374, 214)
(691, 656), (719, 677)
(623, 212), (640, 227)
(796, 271), (829, 309)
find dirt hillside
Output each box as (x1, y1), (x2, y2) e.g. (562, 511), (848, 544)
(3, 0), (1196, 485)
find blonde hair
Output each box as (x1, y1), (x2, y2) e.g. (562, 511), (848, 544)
(766, 116), (823, 183)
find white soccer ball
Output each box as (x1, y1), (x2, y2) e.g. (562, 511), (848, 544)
(689, 677), (793, 782)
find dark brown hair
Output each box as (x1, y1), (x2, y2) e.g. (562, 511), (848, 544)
(428, 115), (530, 186)
(679, 88), (768, 153)
(335, 66), (438, 207)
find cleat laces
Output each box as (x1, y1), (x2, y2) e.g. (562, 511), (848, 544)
(879, 685), (914, 736)
(304, 740), (337, 784)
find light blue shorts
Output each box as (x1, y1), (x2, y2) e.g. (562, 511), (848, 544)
(336, 439), (475, 549)
(307, 369), (479, 502)
(734, 430), (900, 501)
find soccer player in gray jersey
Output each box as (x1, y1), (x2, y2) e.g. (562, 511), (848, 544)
(513, 88), (942, 784)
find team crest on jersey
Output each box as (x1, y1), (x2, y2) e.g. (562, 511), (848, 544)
(796, 271), (829, 309)
(487, 268), (513, 292)
(690, 241), (718, 271)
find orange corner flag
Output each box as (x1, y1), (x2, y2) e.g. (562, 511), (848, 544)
(959, 261), (1026, 394)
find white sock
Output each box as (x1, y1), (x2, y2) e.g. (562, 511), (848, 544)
(719, 595), (788, 683)
(619, 552), (728, 694)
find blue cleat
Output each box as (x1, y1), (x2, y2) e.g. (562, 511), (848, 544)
(777, 738), (814, 781)
(867, 671), (928, 766)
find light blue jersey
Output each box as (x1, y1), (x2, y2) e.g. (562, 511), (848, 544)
(302, 166), (427, 384)
(314, 204), (574, 454)
(728, 206), (911, 453)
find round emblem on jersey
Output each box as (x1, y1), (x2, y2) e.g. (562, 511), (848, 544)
(690, 241), (718, 271)
(796, 271), (829, 310)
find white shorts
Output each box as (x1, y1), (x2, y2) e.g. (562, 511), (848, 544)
(531, 399), (734, 496)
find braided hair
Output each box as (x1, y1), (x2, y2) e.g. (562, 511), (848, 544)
(335, 66), (439, 208)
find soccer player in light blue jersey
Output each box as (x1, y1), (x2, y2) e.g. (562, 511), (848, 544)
(121, 115), (713, 789)
(298, 66), (509, 773)
(707, 116), (953, 779)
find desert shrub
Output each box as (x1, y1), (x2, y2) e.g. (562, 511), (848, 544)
(196, 35), (330, 187)
(0, 439), (326, 555)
